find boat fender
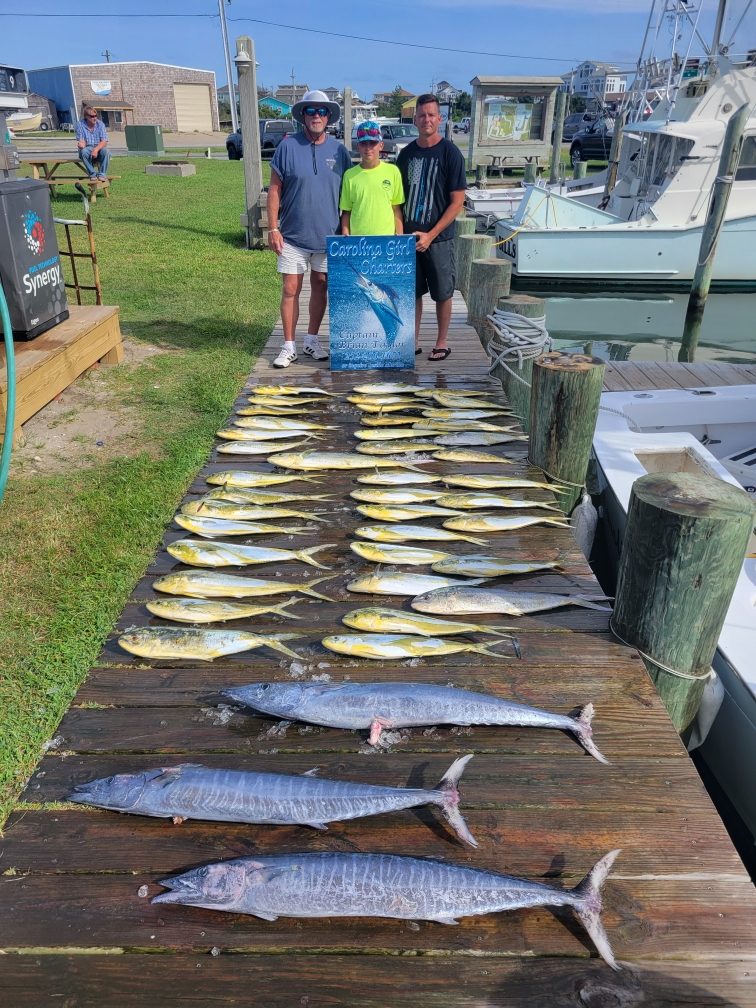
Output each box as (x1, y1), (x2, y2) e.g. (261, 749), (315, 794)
(686, 671), (725, 751)
(572, 492), (598, 559)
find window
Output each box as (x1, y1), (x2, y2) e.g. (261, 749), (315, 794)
(736, 135), (756, 181)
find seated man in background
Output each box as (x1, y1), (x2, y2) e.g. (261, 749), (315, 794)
(76, 106), (110, 181)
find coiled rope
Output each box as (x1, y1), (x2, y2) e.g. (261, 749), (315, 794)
(485, 308), (552, 387)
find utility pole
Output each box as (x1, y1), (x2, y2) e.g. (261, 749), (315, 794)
(218, 0), (238, 133)
(678, 102), (749, 362)
(101, 51), (113, 63)
(235, 36), (263, 248)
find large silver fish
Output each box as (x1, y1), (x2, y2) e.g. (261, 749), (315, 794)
(342, 607), (515, 638)
(166, 540), (334, 569)
(443, 515), (569, 532)
(145, 597), (304, 623)
(434, 433), (527, 446)
(217, 440), (314, 456)
(69, 757), (476, 846)
(152, 850), (620, 968)
(355, 504), (465, 522)
(349, 542), (453, 566)
(436, 493), (561, 512)
(356, 524), (488, 546)
(182, 501), (329, 523)
(352, 382), (426, 394)
(153, 570), (337, 600)
(267, 451), (426, 472)
(411, 585), (612, 616)
(321, 634), (512, 661)
(350, 488), (446, 504)
(206, 472), (324, 488)
(204, 488), (336, 505)
(346, 571), (486, 595)
(233, 418), (339, 431)
(222, 680), (609, 763)
(355, 471), (441, 486)
(174, 515), (309, 539)
(118, 627), (303, 661)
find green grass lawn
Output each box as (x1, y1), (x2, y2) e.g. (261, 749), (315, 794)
(0, 158), (279, 827)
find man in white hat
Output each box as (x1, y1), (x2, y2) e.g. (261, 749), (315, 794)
(267, 90), (352, 368)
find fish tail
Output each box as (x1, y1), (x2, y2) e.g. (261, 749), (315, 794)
(301, 575), (338, 601)
(569, 849), (622, 970)
(434, 754), (478, 848)
(573, 596), (613, 612)
(295, 544), (337, 569)
(270, 597), (304, 618)
(572, 702), (609, 764)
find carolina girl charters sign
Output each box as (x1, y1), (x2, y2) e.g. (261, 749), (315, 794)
(327, 235), (416, 371)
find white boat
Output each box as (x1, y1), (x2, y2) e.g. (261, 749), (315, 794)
(494, 0), (756, 289)
(592, 384), (756, 840)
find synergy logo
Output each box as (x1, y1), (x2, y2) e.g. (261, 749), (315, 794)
(23, 210), (45, 257)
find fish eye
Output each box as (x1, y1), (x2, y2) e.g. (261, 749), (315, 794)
(197, 867), (209, 877)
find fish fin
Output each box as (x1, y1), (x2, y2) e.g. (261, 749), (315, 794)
(572, 702), (610, 764)
(295, 544), (337, 569)
(434, 754), (478, 848)
(572, 597), (613, 612)
(300, 767), (320, 777)
(570, 849), (622, 970)
(306, 822), (329, 831)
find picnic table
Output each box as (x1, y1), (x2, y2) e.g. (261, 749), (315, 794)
(26, 158), (120, 201)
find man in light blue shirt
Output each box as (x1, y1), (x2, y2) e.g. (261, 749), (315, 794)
(76, 106), (110, 180)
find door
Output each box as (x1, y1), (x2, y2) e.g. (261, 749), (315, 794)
(173, 84), (213, 132)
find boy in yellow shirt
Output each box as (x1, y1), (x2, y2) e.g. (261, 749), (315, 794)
(340, 122), (404, 235)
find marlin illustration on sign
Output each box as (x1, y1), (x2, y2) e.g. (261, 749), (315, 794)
(346, 261), (402, 345)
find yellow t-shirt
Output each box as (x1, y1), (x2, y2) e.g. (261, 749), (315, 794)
(339, 162), (404, 235)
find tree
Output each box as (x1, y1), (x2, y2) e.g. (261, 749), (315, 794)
(259, 103), (283, 119)
(376, 85), (408, 118)
(452, 91), (471, 121)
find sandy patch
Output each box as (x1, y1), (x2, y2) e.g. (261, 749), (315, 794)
(10, 339), (167, 476)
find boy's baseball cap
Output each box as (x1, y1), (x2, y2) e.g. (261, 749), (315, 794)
(356, 121), (382, 142)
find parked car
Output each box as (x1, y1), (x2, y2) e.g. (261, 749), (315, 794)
(226, 119), (297, 160)
(569, 117), (614, 167)
(350, 123), (419, 161)
(453, 117), (471, 134)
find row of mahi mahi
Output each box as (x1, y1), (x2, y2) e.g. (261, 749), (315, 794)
(78, 381), (620, 969)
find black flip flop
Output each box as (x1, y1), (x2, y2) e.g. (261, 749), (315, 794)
(415, 347), (422, 355)
(429, 348), (451, 361)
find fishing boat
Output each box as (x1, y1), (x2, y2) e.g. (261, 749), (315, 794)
(494, 0), (756, 289)
(592, 383), (756, 841)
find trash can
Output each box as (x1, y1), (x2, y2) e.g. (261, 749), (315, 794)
(0, 177), (68, 339)
(125, 125), (165, 157)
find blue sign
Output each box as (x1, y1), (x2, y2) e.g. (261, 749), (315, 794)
(327, 234), (416, 371)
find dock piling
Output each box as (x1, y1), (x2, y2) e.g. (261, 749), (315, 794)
(528, 351), (605, 512)
(611, 471), (755, 733)
(456, 233), (493, 301)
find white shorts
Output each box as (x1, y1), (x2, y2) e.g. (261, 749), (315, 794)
(277, 240), (328, 275)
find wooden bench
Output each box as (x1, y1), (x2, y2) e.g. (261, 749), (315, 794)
(0, 304), (122, 446)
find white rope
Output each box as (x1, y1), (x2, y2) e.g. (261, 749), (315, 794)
(485, 309), (552, 387)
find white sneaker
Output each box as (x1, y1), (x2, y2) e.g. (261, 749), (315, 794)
(273, 343), (298, 368)
(303, 335), (329, 360)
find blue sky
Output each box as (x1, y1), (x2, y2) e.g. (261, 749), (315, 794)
(4, 1), (752, 102)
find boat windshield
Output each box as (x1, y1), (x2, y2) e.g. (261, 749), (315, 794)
(637, 132), (695, 191)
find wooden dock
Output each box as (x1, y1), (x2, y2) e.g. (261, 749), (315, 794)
(3, 287), (756, 1006)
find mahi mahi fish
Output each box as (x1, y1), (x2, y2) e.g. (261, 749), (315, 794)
(431, 554), (568, 577)
(145, 597), (304, 623)
(166, 539), (334, 569)
(356, 524), (488, 546)
(350, 488), (446, 504)
(443, 515), (569, 532)
(153, 571), (337, 600)
(151, 850), (620, 968)
(321, 634), (512, 661)
(174, 515), (309, 539)
(69, 757), (477, 846)
(432, 449), (515, 464)
(222, 680), (609, 763)
(342, 607), (515, 638)
(355, 471), (441, 486)
(181, 501), (329, 523)
(443, 474), (569, 493)
(436, 493), (561, 512)
(349, 542), (453, 565)
(206, 472), (324, 488)
(352, 382), (426, 395)
(118, 627), (303, 661)
(204, 488), (336, 505)
(355, 504), (465, 522)
(346, 571), (487, 596)
(247, 386), (341, 397)
(267, 451), (427, 472)
(233, 418), (339, 431)
(411, 585), (612, 616)
(217, 440), (314, 456)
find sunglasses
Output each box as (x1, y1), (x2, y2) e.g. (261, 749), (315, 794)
(357, 126), (381, 140)
(304, 107), (329, 118)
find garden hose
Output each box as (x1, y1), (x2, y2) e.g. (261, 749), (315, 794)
(0, 279), (16, 504)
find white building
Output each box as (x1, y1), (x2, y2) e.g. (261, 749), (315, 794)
(561, 61), (627, 103)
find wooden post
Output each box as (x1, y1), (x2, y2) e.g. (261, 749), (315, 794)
(235, 36), (263, 248)
(342, 87), (352, 149)
(523, 162), (537, 185)
(466, 259), (512, 349)
(456, 234), (492, 301)
(528, 351), (605, 513)
(573, 160), (588, 180)
(678, 103), (750, 363)
(612, 471), (755, 734)
(549, 91), (567, 185)
(489, 294), (545, 433)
